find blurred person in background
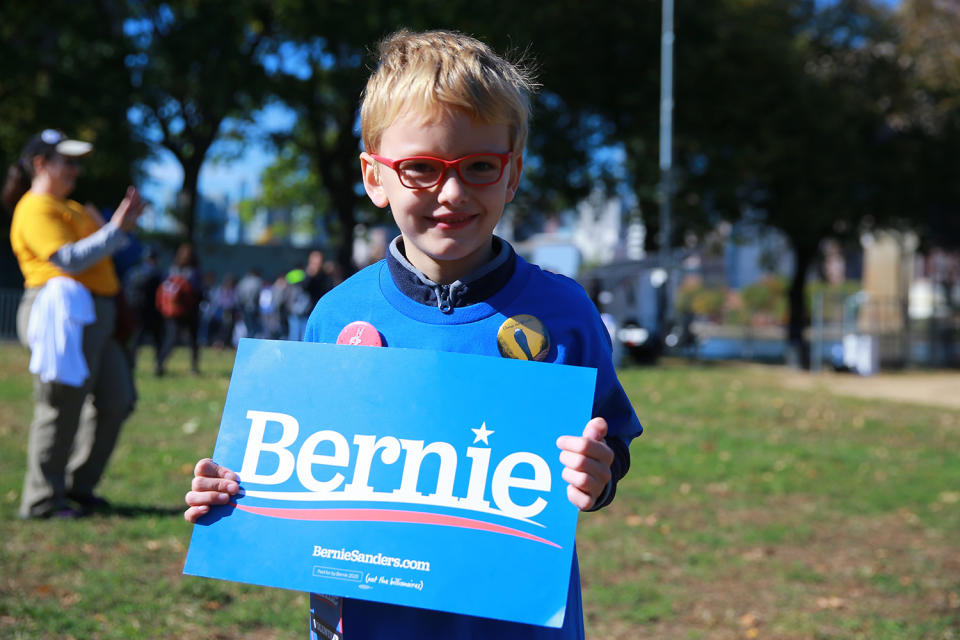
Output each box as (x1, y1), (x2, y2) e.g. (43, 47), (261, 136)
(123, 246), (165, 370)
(258, 272), (287, 340)
(155, 242), (203, 376)
(235, 266), (263, 338)
(323, 259), (345, 288)
(283, 264), (312, 341)
(197, 271), (218, 347)
(207, 272), (240, 348)
(2, 129), (144, 519)
(304, 249), (332, 308)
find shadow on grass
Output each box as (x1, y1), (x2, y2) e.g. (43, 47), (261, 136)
(91, 503), (186, 518)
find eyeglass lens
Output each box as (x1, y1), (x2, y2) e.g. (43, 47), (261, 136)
(397, 155), (505, 188)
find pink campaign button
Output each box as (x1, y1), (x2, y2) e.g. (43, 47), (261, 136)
(336, 321), (383, 347)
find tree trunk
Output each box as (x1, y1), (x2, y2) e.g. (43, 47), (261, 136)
(786, 241), (816, 369)
(178, 159), (202, 243)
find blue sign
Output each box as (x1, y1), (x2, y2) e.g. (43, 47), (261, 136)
(184, 339), (596, 628)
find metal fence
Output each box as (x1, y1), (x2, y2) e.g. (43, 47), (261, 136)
(679, 292), (958, 371)
(810, 292), (959, 371)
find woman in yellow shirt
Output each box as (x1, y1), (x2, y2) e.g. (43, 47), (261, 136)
(2, 129), (144, 519)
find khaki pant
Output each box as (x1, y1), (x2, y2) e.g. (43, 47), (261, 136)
(17, 287), (136, 517)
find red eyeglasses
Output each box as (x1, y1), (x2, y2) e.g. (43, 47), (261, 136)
(370, 152), (512, 189)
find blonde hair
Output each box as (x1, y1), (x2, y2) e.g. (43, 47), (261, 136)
(360, 29), (538, 155)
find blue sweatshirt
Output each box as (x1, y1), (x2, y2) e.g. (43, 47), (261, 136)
(304, 237), (642, 639)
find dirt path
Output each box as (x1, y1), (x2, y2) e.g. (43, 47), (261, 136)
(775, 368), (960, 410)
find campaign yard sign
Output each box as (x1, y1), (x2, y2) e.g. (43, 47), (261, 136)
(183, 339), (596, 628)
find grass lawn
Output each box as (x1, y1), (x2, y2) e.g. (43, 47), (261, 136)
(1, 341), (957, 639)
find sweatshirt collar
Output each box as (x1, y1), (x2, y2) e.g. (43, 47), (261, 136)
(386, 235), (516, 312)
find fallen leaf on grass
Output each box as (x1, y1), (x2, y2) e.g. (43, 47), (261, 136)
(626, 513), (660, 527)
(741, 547), (773, 561)
(739, 612), (760, 627)
(816, 596), (846, 609)
(707, 482), (730, 495)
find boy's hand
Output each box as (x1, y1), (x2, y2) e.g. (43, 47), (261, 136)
(557, 417), (614, 511)
(184, 458), (239, 523)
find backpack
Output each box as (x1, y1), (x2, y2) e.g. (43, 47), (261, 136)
(285, 283), (312, 317)
(156, 274), (197, 318)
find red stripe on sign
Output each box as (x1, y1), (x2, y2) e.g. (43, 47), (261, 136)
(231, 504), (561, 548)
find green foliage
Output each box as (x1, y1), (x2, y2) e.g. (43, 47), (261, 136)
(0, 2), (145, 205)
(257, 144), (326, 211)
(896, 0), (960, 249)
(740, 275), (789, 324)
(237, 140), (333, 246)
(4, 0), (958, 341)
(674, 279), (728, 321)
(741, 276), (787, 314)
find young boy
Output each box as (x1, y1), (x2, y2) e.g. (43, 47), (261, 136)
(184, 29), (642, 639)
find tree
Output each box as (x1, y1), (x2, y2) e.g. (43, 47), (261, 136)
(739, 0), (911, 366)
(635, 0), (909, 366)
(125, 0), (274, 242)
(524, 0), (910, 366)
(256, 0), (658, 272)
(0, 0), (145, 287)
(895, 0), (960, 250)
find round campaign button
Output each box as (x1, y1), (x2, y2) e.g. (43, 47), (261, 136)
(336, 321), (383, 347)
(497, 314), (550, 361)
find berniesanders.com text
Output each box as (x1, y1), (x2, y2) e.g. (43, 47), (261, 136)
(312, 545), (431, 572)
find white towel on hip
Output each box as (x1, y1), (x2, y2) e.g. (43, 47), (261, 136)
(27, 277), (96, 387)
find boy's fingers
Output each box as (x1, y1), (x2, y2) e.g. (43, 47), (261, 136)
(194, 458), (237, 482)
(566, 484), (595, 511)
(558, 450), (612, 481)
(194, 458), (218, 476)
(557, 436), (614, 466)
(556, 418), (610, 454)
(583, 417), (608, 441)
(190, 476), (238, 494)
(561, 466), (605, 493)
(184, 488), (233, 508)
(184, 505), (209, 523)
(561, 460), (610, 495)
(185, 459), (239, 521)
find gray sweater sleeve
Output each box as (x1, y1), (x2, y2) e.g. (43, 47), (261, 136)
(49, 222), (129, 274)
